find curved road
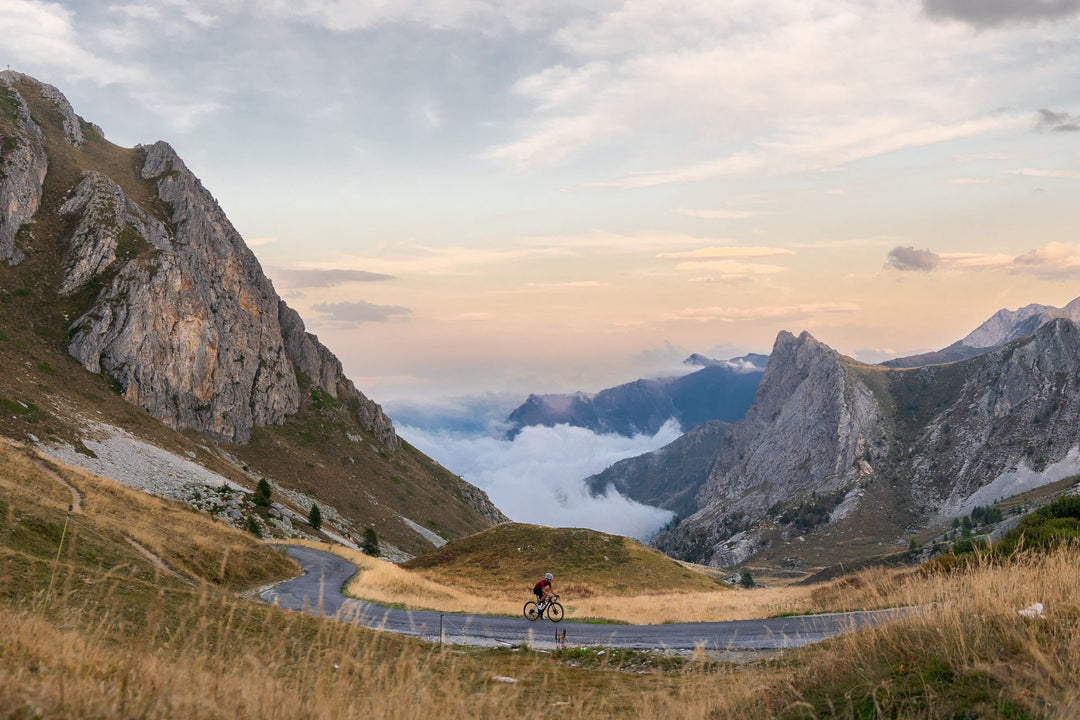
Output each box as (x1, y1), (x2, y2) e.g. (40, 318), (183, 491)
(261, 546), (913, 652)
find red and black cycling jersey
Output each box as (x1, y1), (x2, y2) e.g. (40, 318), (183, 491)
(533, 578), (551, 593)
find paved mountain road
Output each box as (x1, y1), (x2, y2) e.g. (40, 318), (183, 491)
(262, 546), (913, 652)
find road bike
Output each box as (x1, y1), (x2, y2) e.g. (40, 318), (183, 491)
(523, 593), (564, 622)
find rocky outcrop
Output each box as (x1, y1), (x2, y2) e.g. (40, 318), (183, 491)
(58, 171), (170, 295)
(21, 84), (403, 447)
(903, 318), (1080, 515)
(68, 141), (301, 443)
(451, 478), (510, 526)
(35, 77), (89, 147)
(656, 332), (884, 566)
(278, 300), (398, 447)
(0, 72), (48, 265)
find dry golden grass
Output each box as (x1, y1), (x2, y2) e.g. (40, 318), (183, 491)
(0, 439), (295, 591)
(5, 436), (1080, 716)
(6, 542), (1080, 718)
(0, 576), (758, 719)
(764, 548), (1080, 718)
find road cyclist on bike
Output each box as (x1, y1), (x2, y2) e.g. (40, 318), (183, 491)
(534, 572), (554, 605)
(525, 572), (564, 622)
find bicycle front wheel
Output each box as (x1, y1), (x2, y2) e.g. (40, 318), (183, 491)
(545, 602), (564, 622)
(523, 601), (541, 621)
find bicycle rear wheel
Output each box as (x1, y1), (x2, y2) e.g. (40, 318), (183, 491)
(545, 602), (564, 622)
(523, 601), (541, 621)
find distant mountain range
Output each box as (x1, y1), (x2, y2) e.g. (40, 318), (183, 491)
(643, 298), (1080, 570)
(506, 353), (768, 438)
(884, 298), (1080, 368)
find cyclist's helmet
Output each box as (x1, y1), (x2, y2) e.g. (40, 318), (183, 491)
(545, 573), (553, 580)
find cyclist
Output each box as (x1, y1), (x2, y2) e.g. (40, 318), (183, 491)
(533, 572), (554, 606)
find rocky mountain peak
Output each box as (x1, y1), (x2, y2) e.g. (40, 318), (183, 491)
(960, 303), (1054, 349)
(0, 72), (48, 265)
(656, 314), (1080, 570)
(2, 72), (398, 448)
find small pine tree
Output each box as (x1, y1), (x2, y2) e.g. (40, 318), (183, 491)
(253, 478), (272, 507)
(362, 527), (380, 557)
(308, 503), (322, 530)
(739, 571), (755, 589)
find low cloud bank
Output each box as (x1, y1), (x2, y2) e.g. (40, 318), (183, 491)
(397, 420), (683, 541)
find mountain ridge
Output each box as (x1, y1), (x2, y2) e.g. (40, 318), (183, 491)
(656, 317), (1080, 569)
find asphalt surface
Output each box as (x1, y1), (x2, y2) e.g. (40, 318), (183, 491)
(261, 545), (914, 652)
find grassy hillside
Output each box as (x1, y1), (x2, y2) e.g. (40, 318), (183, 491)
(402, 522), (724, 597)
(3, 441), (1080, 717)
(0, 437), (297, 596)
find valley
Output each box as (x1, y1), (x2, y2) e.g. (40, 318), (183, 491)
(4, 68), (1080, 717)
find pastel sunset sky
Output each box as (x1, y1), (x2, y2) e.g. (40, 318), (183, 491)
(3, 0), (1079, 403)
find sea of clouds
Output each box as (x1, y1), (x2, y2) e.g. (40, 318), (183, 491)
(390, 394), (682, 540)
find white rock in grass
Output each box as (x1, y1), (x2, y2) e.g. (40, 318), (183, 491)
(1018, 602), (1044, 618)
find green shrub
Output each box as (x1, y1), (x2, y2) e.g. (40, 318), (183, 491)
(252, 478), (272, 507)
(362, 527), (380, 557)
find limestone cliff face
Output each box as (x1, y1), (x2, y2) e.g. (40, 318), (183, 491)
(0, 72), (48, 265)
(902, 318), (1080, 516)
(278, 301), (398, 448)
(66, 141), (301, 442)
(656, 331), (885, 566)
(58, 171), (171, 295)
(3, 72), (398, 448)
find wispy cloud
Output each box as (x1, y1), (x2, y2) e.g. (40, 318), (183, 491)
(938, 252), (1013, 268)
(885, 243), (1080, 275)
(675, 208), (762, 220)
(667, 302), (860, 323)
(340, 244), (571, 276)
(269, 267), (395, 289)
(673, 261), (788, 276)
(0, 0), (146, 83)
(522, 280), (609, 289)
(1008, 167), (1080, 180)
(595, 115), (1028, 190)
(518, 231), (734, 252)
(1012, 242), (1080, 277)
(311, 300), (411, 325)
(657, 246), (794, 261)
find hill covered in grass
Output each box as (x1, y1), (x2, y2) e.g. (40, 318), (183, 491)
(401, 522), (724, 597)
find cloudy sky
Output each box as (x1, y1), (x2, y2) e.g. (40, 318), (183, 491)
(3, 0), (1080, 402)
